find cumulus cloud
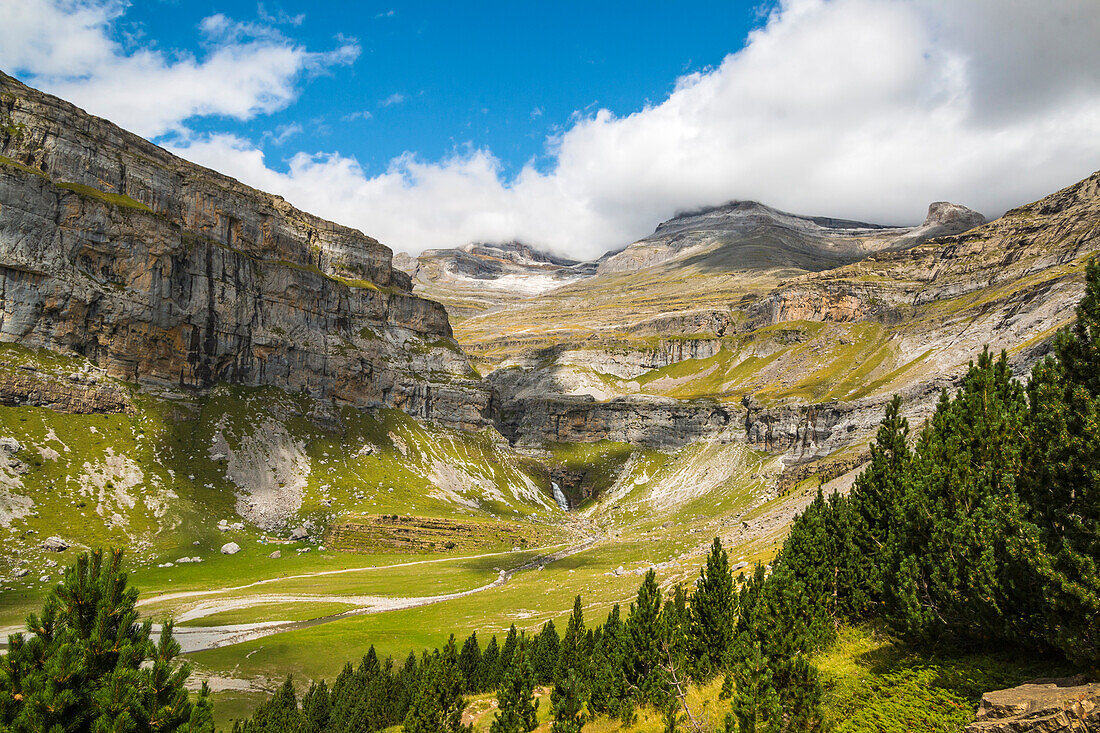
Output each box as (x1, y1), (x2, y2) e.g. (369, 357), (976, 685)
(0, 0), (359, 138)
(171, 0), (1100, 258)
(9, 0), (1100, 259)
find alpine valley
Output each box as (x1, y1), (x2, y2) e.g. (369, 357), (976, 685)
(1, 69), (1098, 731)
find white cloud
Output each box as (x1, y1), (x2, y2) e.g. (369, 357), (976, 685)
(380, 92), (406, 107)
(0, 0), (359, 138)
(8, 0), (1100, 259)
(170, 0), (1100, 259)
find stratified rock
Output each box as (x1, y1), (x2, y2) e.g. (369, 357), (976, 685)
(220, 542), (241, 555)
(0, 71), (491, 430)
(965, 677), (1100, 732)
(41, 535), (69, 552)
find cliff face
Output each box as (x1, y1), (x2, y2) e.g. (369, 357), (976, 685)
(0, 72), (490, 429)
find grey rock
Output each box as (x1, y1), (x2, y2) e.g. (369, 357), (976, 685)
(0, 437), (22, 454)
(13, 568), (28, 577)
(268, 550), (282, 559)
(220, 542), (241, 555)
(42, 535), (69, 552)
(289, 526), (309, 541)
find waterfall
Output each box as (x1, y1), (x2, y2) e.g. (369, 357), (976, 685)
(551, 481), (569, 510)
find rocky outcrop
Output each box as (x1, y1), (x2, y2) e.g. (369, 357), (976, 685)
(398, 241), (597, 319)
(751, 171), (1099, 329)
(498, 394), (740, 449)
(0, 71), (491, 429)
(0, 363), (132, 414)
(965, 677), (1100, 733)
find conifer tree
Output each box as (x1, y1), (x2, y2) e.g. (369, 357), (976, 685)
(532, 620), (560, 685)
(0, 548), (204, 732)
(479, 635), (501, 693)
(242, 676), (303, 733)
(404, 636), (471, 733)
(690, 537), (735, 678)
(587, 604), (631, 721)
(392, 651), (420, 721)
(1022, 258), (1100, 664)
(556, 596), (588, 687)
(884, 350), (1035, 646)
(490, 642), (539, 733)
(458, 632), (482, 693)
(845, 395), (911, 615)
(725, 644), (781, 733)
(499, 625), (520, 679)
(626, 569), (668, 707)
(300, 679), (331, 733)
(189, 681), (215, 733)
(550, 669), (586, 733)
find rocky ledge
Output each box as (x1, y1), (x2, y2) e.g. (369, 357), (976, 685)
(966, 677), (1100, 733)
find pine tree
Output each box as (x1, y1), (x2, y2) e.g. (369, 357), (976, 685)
(550, 669), (586, 733)
(243, 676), (303, 733)
(458, 632), (482, 693)
(0, 548), (203, 732)
(392, 651), (420, 721)
(690, 537), (735, 679)
(626, 569), (668, 707)
(884, 350), (1035, 646)
(490, 642), (539, 733)
(587, 604), (631, 721)
(499, 625), (520, 679)
(301, 679), (331, 733)
(479, 636), (501, 693)
(725, 644), (781, 733)
(189, 682), (215, 733)
(556, 596), (588, 687)
(532, 620), (560, 685)
(1021, 258), (1100, 664)
(845, 395), (911, 615)
(404, 636), (471, 733)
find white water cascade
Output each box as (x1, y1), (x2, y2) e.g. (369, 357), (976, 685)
(551, 481), (569, 510)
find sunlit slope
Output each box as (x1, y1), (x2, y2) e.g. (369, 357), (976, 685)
(0, 345), (565, 616)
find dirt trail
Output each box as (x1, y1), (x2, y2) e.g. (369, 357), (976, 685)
(155, 535), (601, 655)
(138, 541), (572, 608)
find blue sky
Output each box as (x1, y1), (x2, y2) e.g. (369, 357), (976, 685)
(3, 1), (1100, 257)
(122, 1), (765, 178)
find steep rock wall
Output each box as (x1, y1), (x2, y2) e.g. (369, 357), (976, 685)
(0, 72), (490, 429)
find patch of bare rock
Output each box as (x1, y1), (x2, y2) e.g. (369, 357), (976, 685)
(966, 677), (1100, 733)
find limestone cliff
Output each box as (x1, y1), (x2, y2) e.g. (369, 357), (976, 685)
(0, 71), (490, 429)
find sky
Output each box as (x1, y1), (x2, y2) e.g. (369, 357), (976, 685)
(2, 1), (1100, 259)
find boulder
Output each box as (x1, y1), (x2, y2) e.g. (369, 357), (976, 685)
(0, 437), (22, 454)
(220, 542), (241, 555)
(13, 568), (28, 578)
(42, 536), (69, 552)
(268, 550), (282, 559)
(965, 677), (1100, 733)
(289, 526), (309, 541)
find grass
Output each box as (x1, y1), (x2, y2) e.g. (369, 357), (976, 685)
(0, 154), (46, 178)
(57, 181), (152, 212)
(816, 625), (1071, 732)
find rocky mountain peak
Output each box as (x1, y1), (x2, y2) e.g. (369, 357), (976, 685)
(922, 201), (986, 231)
